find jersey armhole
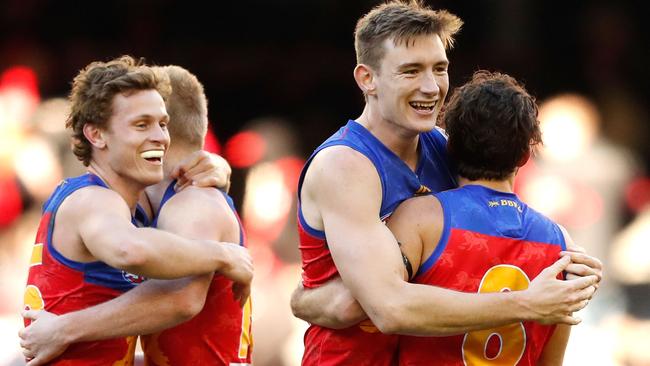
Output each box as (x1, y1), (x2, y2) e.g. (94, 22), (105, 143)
(414, 194), (451, 278)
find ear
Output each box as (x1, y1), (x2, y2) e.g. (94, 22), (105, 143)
(517, 149), (531, 167)
(83, 123), (107, 149)
(353, 64), (377, 96)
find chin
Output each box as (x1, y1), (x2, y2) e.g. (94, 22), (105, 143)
(139, 171), (164, 187)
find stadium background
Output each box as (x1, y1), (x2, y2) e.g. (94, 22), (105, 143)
(1, 0), (648, 364)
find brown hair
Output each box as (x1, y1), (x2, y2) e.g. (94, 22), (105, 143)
(444, 70), (543, 181)
(66, 55), (171, 166)
(354, 0), (462, 70)
(152, 65), (208, 149)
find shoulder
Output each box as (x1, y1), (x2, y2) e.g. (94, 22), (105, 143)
(309, 145), (378, 176)
(391, 194), (442, 229)
(303, 146), (381, 204)
(59, 185), (130, 218)
(158, 187), (238, 232)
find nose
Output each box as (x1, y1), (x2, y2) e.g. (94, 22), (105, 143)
(420, 71), (440, 95)
(150, 122), (170, 147)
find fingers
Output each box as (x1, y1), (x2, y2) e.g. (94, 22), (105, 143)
(22, 346), (34, 360)
(568, 299), (590, 313)
(566, 274), (598, 290)
(565, 263), (599, 278)
(175, 151), (205, 175)
(563, 242), (586, 254)
(560, 251), (603, 274)
(558, 314), (582, 326)
(22, 310), (38, 320)
(189, 172), (225, 189)
(170, 165), (184, 180)
(541, 256), (571, 277)
(26, 355), (47, 366)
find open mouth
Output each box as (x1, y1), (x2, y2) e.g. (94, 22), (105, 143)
(409, 101), (436, 113)
(140, 150), (164, 164)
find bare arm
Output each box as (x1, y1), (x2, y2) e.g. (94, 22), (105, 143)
(20, 187), (249, 365)
(558, 224), (603, 287)
(291, 277), (367, 328)
(171, 150), (232, 192)
(70, 186), (249, 279)
(537, 325), (571, 366)
(300, 147), (597, 336)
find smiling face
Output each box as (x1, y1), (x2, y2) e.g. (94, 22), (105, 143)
(371, 33), (449, 135)
(101, 89), (170, 188)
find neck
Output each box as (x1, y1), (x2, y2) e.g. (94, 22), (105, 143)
(356, 104), (420, 170)
(87, 161), (144, 214)
(144, 145), (198, 212)
(458, 173), (516, 193)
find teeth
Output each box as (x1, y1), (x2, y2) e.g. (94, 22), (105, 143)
(140, 150), (164, 159)
(410, 101), (435, 109)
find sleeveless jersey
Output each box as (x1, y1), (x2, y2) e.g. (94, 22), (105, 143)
(398, 185), (566, 366)
(141, 182), (252, 366)
(24, 173), (144, 366)
(298, 120), (457, 366)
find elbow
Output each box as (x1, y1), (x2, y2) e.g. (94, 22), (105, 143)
(172, 285), (208, 321)
(112, 239), (149, 273)
(366, 301), (406, 335)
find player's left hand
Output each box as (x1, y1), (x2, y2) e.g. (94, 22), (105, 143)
(171, 151), (231, 192)
(232, 282), (251, 307)
(560, 249), (603, 289)
(19, 310), (68, 366)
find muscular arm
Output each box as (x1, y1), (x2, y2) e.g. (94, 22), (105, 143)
(537, 325), (571, 366)
(69, 186), (245, 279)
(295, 147), (597, 336)
(291, 277), (367, 328)
(20, 187), (248, 365)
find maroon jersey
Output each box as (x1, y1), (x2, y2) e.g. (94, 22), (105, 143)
(399, 185), (566, 366)
(141, 183), (252, 365)
(24, 174), (141, 365)
(297, 122), (456, 365)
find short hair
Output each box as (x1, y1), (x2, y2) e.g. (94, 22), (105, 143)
(66, 55), (171, 166)
(152, 65), (208, 149)
(443, 70), (543, 181)
(354, 0), (462, 70)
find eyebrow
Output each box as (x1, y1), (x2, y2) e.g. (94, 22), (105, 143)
(131, 114), (169, 122)
(396, 60), (450, 70)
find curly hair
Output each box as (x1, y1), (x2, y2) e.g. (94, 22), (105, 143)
(443, 70), (542, 180)
(66, 55), (171, 166)
(354, 0), (462, 70)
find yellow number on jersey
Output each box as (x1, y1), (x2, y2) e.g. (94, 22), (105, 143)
(24, 285), (44, 311)
(462, 265), (530, 365)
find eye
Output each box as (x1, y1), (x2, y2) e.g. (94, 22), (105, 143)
(403, 69), (418, 75)
(135, 121), (147, 129)
(159, 120), (168, 129)
(435, 65), (449, 73)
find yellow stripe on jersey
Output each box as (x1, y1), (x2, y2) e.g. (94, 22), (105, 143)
(30, 243), (43, 266)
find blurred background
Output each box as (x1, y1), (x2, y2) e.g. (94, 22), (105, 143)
(1, 0), (648, 365)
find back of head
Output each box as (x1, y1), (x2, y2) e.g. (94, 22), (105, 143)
(354, 0), (462, 70)
(66, 55), (170, 166)
(443, 70), (542, 181)
(152, 65), (208, 150)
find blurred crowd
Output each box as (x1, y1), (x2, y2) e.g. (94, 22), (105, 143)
(1, 1), (649, 365)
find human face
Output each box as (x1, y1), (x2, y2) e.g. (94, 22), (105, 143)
(102, 89), (170, 188)
(372, 34), (449, 135)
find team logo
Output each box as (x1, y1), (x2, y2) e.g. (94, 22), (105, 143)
(415, 185), (431, 196)
(122, 271), (147, 284)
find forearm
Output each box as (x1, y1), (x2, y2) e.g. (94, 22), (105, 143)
(59, 278), (207, 342)
(291, 281), (367, 329)
(122, 228), (229, 279)
(367, 282), (530, 336)
(537, 324), (571, 366)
